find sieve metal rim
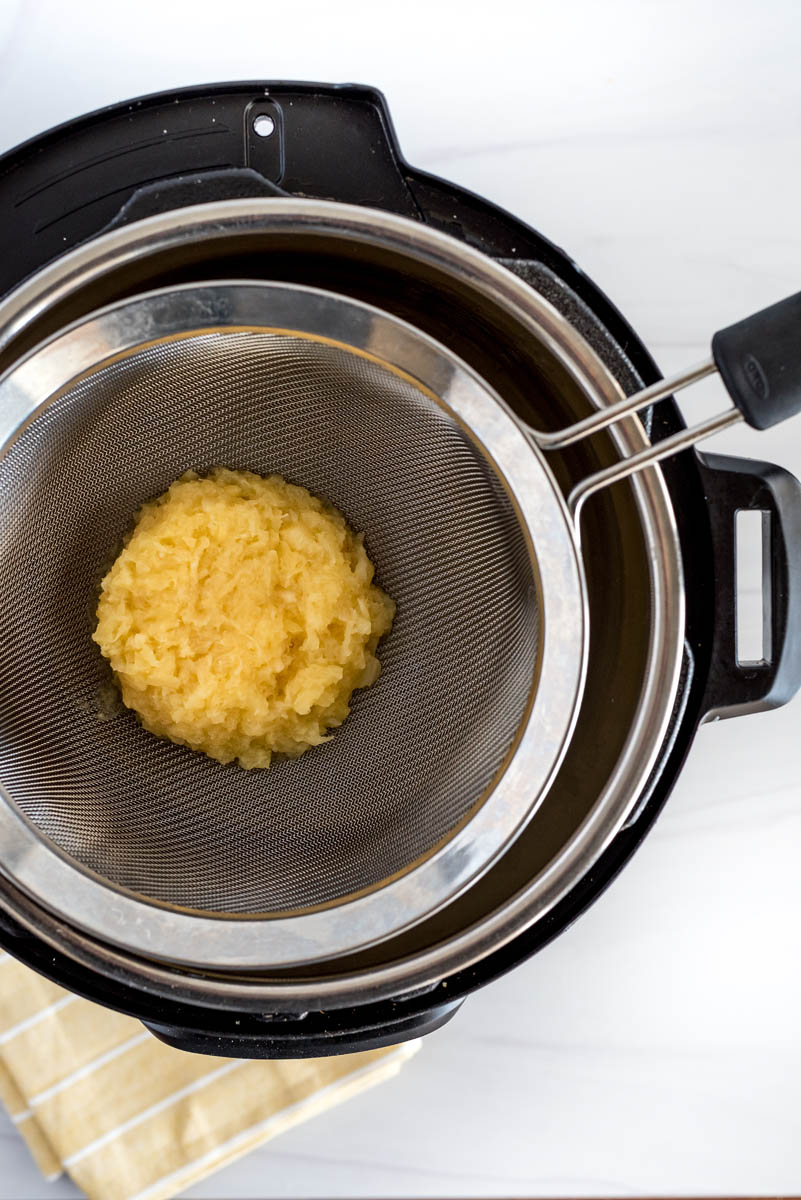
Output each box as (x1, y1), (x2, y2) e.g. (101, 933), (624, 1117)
(0, 280), (588, 969)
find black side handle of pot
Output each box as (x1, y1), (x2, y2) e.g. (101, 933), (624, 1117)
(712, 291), (801, 428)
(143, 997), (463, 1060)
(698, 452), (801, 719)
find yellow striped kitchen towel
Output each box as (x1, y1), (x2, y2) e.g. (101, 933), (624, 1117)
(0, 951), (419, 1200)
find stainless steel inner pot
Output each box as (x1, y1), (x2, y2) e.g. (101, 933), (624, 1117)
(0, 201), (685, 1006)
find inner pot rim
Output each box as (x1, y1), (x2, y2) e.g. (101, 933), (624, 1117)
(0, 200), (684, 1006)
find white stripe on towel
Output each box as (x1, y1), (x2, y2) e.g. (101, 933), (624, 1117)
(63, 1058), (246, 1166)
(0, 995), (77, 1044)
(30, 1030), (152, 1107)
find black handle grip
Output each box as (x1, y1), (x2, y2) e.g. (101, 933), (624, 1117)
(712, 291), (801, 429)
(698, 451), (801, 719)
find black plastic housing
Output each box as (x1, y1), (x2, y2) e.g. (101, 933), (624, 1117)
(0, 82), (799, 1057)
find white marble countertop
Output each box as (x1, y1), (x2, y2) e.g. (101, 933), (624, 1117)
(1, 0), (800, 1195)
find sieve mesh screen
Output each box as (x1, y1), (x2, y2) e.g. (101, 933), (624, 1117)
(0, 331), (538, 915)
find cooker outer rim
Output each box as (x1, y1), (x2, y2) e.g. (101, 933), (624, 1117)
(0, 82), (734, 1051)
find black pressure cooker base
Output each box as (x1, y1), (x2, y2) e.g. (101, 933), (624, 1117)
(0, 82), (793, 1057)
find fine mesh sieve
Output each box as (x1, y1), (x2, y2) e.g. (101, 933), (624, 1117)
(0, 282), (587, 968)
(0, 334), (538, 911)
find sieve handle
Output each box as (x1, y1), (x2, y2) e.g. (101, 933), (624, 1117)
(712, 291), (801, 430)
(528, 289), (801, 518)
(697, 453), (801, 719)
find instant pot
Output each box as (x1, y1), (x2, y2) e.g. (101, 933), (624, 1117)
(0, 81), (799, 1058)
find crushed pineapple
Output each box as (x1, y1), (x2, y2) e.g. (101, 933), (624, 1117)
(93, 468), (395, 768)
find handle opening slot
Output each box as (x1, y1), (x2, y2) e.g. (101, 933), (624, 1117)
(735, 507), (771, 666)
